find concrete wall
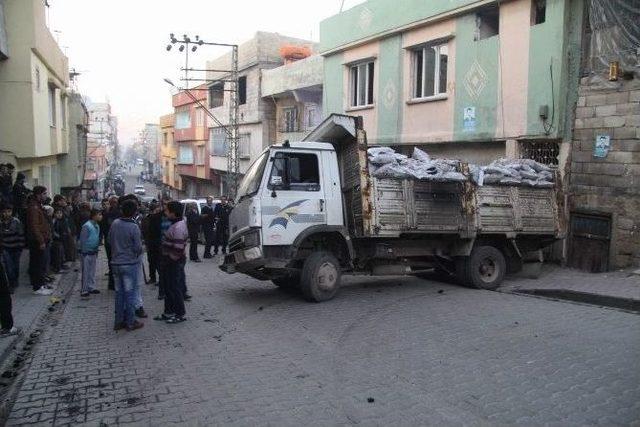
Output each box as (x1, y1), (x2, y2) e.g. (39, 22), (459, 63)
(58, 93), (88, 189)
(570, 78), (640, 268)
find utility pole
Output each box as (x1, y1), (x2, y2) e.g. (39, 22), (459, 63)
(165, 34), (240, 197)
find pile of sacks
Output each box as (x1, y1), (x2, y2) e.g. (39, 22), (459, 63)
(367, 146), (554, 188)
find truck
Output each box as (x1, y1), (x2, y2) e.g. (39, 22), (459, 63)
(221, 114), (564, 302)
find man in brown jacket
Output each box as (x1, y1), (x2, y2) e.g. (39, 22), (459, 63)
(26, 186), (53, 295)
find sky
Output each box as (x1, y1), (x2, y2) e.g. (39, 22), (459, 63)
(48, 0), (366, 147)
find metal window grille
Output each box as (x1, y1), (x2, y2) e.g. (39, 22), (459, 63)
(520, 140), (559, 166)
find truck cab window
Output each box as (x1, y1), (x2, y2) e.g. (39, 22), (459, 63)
(269, 152), (320, 192)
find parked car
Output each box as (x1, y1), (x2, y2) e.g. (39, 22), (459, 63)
(134, 185), (146, 195)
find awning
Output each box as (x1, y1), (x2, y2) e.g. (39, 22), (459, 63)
(303, 114), (362, 144)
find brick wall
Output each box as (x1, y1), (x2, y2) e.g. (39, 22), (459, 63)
(571, 77), (640, 268)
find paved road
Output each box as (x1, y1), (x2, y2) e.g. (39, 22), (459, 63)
(5, 249), (640, 425)
(123, 166), (158, 200)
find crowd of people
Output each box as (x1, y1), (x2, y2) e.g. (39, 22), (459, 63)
(0, 163), (233, 336)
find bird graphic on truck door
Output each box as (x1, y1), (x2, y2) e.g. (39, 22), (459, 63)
(268, 199), (309, 229)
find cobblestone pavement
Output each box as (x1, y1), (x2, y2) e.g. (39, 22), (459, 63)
(5, 251), (640, 426)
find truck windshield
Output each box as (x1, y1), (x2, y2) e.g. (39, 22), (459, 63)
(236, 152), (269, 202)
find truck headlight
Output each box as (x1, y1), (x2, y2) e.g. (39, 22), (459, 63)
(242, 229), (260, 248)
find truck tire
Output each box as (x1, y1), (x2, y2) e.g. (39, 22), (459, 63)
(272, 274), (300, 290)
(456, 245), (506, 290)
(300, 251), (341, 302)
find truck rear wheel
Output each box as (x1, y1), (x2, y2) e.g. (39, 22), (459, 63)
(300, 251), (341, 302)
(456, 245), (506, 290)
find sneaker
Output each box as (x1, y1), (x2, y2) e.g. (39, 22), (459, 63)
(135, 307), (148, 318)
(126, 321), (144, 331)
(165, 316), (186, 324)
(34, 287), (53, 296)
(153, 313), (174, 321)
(80, 292), (90, 297)
(0, 327), (21, 338)
(43, 284), (55, 290)
(89, 289), (101, 294)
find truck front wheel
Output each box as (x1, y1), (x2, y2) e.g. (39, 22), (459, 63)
(300, 251), (341, 302)
(456, 245), (506, 290)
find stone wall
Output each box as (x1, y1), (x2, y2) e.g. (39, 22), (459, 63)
(571, 77), (640, 268)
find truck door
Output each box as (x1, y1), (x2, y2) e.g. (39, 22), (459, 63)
(261, 150), (327, 246)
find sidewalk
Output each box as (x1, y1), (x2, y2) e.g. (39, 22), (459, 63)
(502, 264), (640, 310)
(0, 254), (79, 362)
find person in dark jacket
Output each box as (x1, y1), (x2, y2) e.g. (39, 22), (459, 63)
(0, 249), (19, 338)
(213, 196), (232, 255)
(0, 203), (25, 291)
(142, 200), (162, 285)
(185, 203), (201, 262)
(50, 208), (69, 273)
(11, 172), (30, 225)
(200, 196), (216, 258)
(26, 186), (53, 295)
(101, 196), (120, 290)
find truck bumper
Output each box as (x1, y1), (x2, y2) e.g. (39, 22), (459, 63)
(220, 246), (290, 280)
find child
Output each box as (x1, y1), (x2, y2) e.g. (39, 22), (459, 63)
(79, 209), (102, 297)
(154, 201), (188, 324)
(51, 208), (68, 273)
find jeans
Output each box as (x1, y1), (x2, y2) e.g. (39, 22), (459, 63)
(105, 243), (114, 289)
(81, 253), (97, 294)
(163, 259), (185, 317)
(215, 226), (228, 254)
(135, 259), (144, 309)
(113, 263), (140, 328)
(28, 243), (46, 291)
(203, 228), (215, 257)
(1, 249), (22, 288)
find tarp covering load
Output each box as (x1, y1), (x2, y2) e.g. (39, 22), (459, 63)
(367, 147), (554, 188)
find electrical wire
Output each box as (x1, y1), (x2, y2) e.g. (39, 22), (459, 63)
(543, 59), (555, 135)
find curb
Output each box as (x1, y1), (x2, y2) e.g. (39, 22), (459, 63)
(0, 266), (80, 424)
(509, 288), (640, 314)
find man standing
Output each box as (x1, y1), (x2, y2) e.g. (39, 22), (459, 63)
(213, 196), (232, 255)
(79, 209), (102, 297)
(101, 196), (120, 290)
(154, 201), (188, 324)
(0, 203), (25, 292)
(11, 172), (30, 225)
(0, 250), (19, 337)
(26, 186), (52, 295)
(108, 200), (144, 331)
(200, 196), (216, 259)
(185, 204), (201, 262)
(141, 200), (161, 284)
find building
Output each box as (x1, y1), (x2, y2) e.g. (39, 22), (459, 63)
(205, 31), (317, 195)
(85, 101), (118, 193)
(568, 0), (639, 270)
(141, 123), (160, 178)
(0, 0), (70, 192)
(58, 92), (89, 194)
(319, 0), (583, 168)
(261, 53), (323, 143)
(173, 84), (213, 197)
(84, 142), (107, 191)
(159, 113), (181, 196)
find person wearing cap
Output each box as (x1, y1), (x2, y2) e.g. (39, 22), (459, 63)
(26, 186), (52, 295)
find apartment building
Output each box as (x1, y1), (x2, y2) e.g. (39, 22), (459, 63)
(205, 31), (317, 196)
(160, 113), (181, 196)
(0, 0), (70, 192)
(262, 53), (323, 143)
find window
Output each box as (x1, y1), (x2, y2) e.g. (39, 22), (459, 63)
(413, 44), (448, 99)
(306, 106), (319, 129)
(475, 6), (500, 41)
(520, 140), (559, 166)
(531, 0), (546, 25)
(178, 145), (194, 164)
(239, 133), (250, 159)
(210, 128), (228, 156)
(195, 108), (205, 127)
(268, 152), (320, 192)
(238, 76), (247, 105)
(237, 152), (269, 199)
(350, 61), (374, 107)
(209, 82), (224, 108)
(175, 109), (191, 129)
(282, 107), (298, 132)
(195, 145), (206, 165)
(48, 85), (56, 127)
(163, 132), (168, 147)
(61, 96), (66, 128)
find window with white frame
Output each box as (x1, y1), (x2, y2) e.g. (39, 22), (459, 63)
(349, 61), (374, 107)
(48, 85), (56, 127)
(178, 145), (194, 164)
(239, 133), (250, 159)
(175, 109), (191, 129)
(210, 127), (227, 156)
(413, 44), (448, 99)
